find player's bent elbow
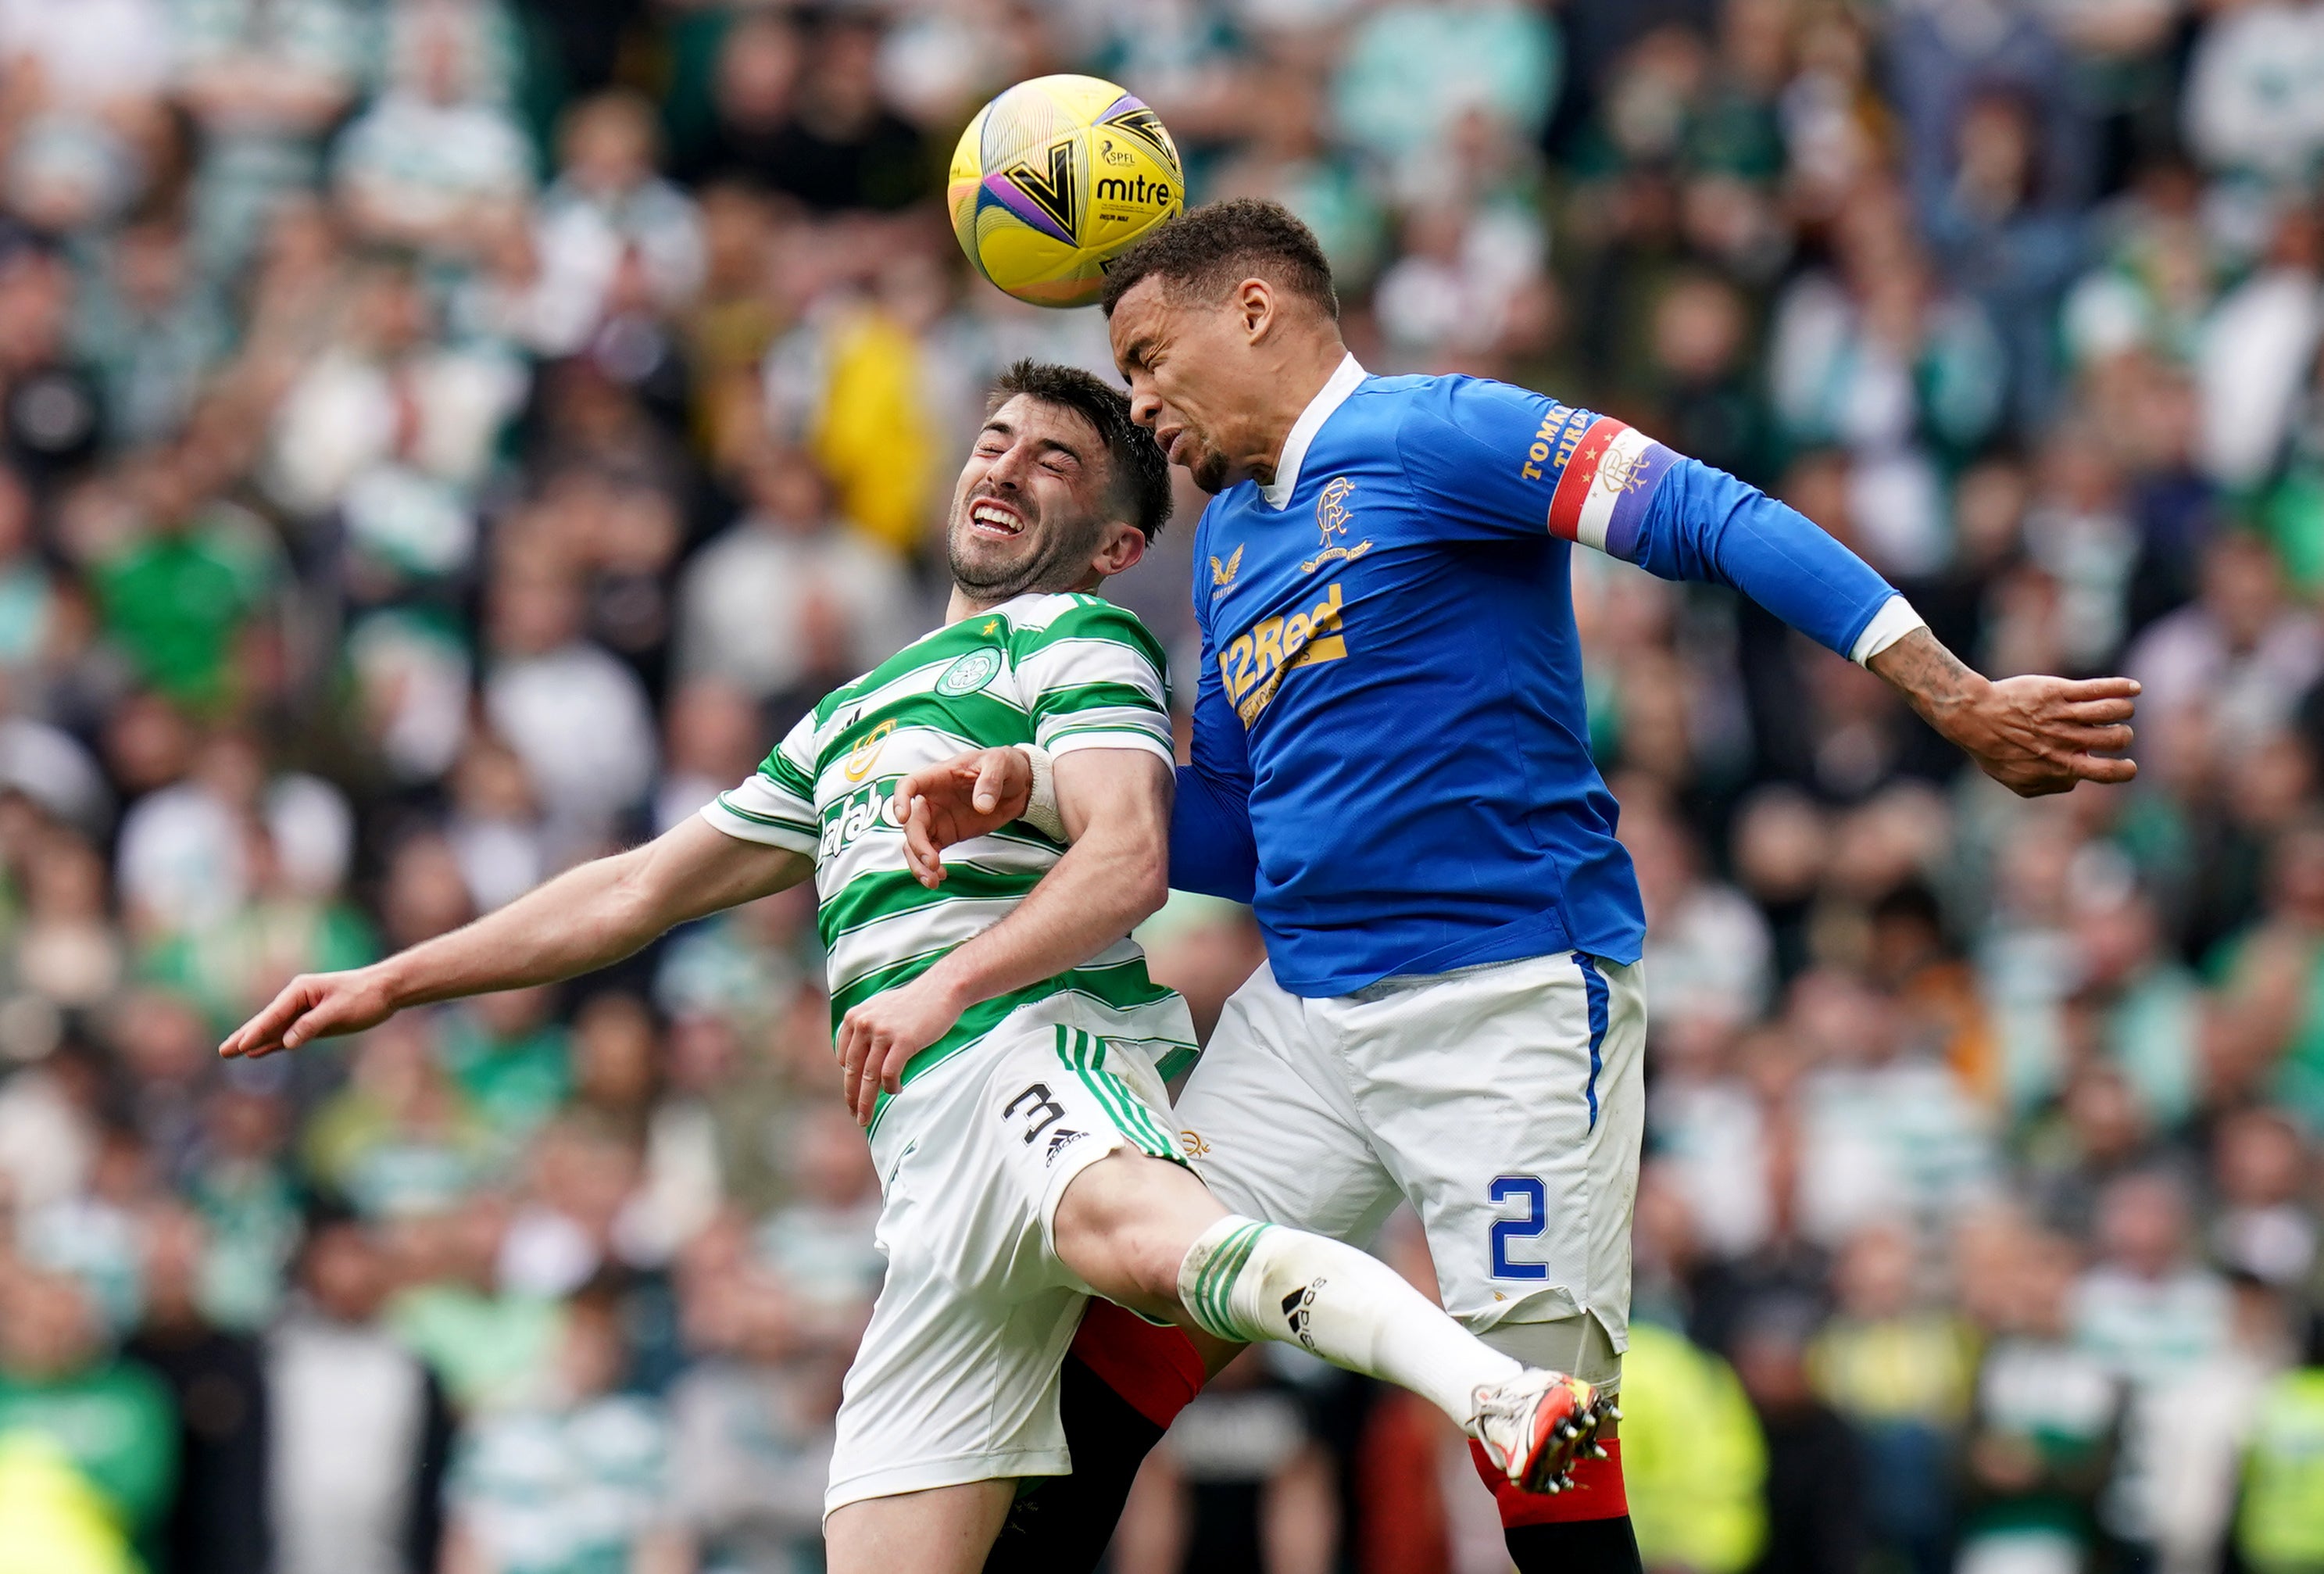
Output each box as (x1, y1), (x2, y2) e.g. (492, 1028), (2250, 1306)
(1124, 849), (1171, 925)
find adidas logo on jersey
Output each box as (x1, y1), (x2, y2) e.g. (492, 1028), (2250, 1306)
(1042, 1128), (1085, 1164)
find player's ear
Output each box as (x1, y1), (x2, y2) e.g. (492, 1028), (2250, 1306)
(1089, 519), (1146, 581)
(1238, 277), (1273, 343)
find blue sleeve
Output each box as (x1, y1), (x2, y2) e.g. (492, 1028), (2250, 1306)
(1625, 456), (1900, 660)
(1168, 574), (1259, 903)
(1393, 376), (1900, 660)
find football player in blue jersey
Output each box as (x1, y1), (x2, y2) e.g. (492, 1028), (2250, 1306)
(888, 200), (2140, 1574)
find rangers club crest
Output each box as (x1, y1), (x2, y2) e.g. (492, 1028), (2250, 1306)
(1300, 477), (1371, 574)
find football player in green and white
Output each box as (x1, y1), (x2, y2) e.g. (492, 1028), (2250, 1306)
(219, 362), (1608, 1574)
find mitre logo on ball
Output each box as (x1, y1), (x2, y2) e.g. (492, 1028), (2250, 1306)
(949, 74), (1185, 309)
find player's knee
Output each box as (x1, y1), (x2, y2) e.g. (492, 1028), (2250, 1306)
(1053, 1153), (1210, 1307)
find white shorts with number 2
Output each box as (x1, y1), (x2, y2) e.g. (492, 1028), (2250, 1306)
(1171, 950), (1646, 1372)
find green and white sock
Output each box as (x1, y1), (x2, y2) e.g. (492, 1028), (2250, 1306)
(1176, 1214), (1521, 1427)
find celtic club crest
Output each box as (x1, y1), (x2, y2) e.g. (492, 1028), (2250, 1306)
(935, 647), (1002, 697)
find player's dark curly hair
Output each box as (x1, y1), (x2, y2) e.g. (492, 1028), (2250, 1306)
(1098, 198), (1340, 321)
(989, 359), (1174, 542)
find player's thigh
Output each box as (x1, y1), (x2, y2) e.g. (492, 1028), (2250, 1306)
(826, 1479), (1017, 1574)
(1049, 1150), (1225, 1318)
(828, 1187), (1086, 1518)
(831, 1035), (1132, 1518)
(1170, 962), (1403, 1247)
(1349, 952), (1647, 1338)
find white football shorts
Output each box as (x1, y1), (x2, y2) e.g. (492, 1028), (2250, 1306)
(1171, 950), (1646, 1375)
(824, 1012), (1183, 1517)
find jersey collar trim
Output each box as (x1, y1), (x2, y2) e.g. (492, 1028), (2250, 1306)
(1260, 352), (1368, 510)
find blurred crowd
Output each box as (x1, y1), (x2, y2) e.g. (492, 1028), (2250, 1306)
(1, 2), (2323, 1574)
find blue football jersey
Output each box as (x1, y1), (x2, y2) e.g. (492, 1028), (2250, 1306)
(1171, 356), (1906, 997)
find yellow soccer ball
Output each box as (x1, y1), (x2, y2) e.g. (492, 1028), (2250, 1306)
(949, 75), (1184, 309)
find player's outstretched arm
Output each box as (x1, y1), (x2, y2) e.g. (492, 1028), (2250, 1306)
(219, 817), (813, 1059)
(841, 748), (1171, 1123)
(1868, 626), (2138, 796)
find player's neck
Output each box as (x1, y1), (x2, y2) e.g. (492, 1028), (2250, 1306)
(944, 571), (1103, 624)
(946, 585), (1006, 624)
(1248, 335), (1353, 489)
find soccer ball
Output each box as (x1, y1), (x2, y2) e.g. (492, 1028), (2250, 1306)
(949, 75), (1184, 309)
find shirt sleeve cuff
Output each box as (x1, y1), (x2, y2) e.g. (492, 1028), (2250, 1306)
(1040, 731), (1177, 766)
(698, 797), (818, 855)
(1849, 594), (1927, 667)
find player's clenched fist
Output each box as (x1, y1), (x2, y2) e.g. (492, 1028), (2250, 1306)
(219, 968), (399, 1059)
(890, 746), (1033, 888)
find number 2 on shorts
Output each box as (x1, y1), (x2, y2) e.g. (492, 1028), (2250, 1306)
(1488, 1175), (1548, 1279)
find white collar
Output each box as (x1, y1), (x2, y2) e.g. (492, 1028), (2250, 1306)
(1258, 352), (1368, 510)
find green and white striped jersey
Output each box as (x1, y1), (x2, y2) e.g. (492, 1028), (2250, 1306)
(701, 592), (1196, 1129)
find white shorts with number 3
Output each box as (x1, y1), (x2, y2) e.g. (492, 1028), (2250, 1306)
(824, 1012), (1184, 1517)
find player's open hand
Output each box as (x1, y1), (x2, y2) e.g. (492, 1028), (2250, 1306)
(1943, 672), (2139, 797)
(837, 972), (967, 1125)
(220, 968), (398, 1059)
(889, 746), (1033, 889)
(1868, 628), (2138, 798)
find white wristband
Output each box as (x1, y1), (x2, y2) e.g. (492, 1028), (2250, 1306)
(1850, 594), (1927, 667)
(1016, 743), (1066, 841)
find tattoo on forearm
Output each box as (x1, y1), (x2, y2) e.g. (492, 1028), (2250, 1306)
(1868, 628), (1975, 719)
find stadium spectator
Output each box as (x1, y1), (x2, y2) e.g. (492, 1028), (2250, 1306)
(1957, 1225), (2125, 1574)
(442, 1274), (689, 1574)
(126, 1202), (270, 1574)
(672, 443), (917, 713)
(667, 1214), (838, 1574)
(0, 1263), (177, 1570)
(1732, 1300), (1866, 1574)
(266, 1209), (452, 1574)
(330, 0), (533, 262)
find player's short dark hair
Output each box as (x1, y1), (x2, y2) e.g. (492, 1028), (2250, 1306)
(989, 359), (1172, 541)
(1098, 198), (1339, 321)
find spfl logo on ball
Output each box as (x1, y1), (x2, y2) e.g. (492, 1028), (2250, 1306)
(936, 648), (1001, 696)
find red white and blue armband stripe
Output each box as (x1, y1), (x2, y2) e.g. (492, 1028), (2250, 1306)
(1544, 417), (1678, 561)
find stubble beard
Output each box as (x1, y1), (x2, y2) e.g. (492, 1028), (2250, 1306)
(1180, 425), (1230, 493)
(946, 503), (1103, 604)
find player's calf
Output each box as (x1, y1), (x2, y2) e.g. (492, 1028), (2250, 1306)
(1474, 1317), (1640, 1573)
(1050, 1155), (1612, 1494)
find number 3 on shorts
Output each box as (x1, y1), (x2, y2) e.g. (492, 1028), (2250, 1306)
(1488, 1175), (1548, 1279)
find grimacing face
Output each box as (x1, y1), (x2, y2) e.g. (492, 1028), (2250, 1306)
(945, 394), (1128, 602)
(1108, 275), (1262, 494)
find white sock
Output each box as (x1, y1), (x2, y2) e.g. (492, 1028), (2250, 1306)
(1177, 1215), (1521, 1428)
